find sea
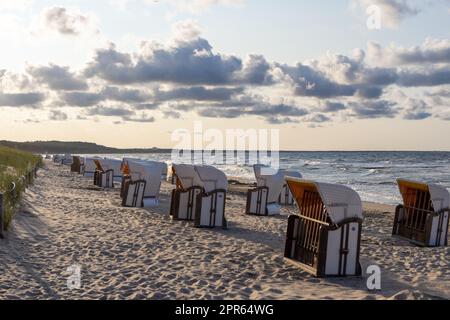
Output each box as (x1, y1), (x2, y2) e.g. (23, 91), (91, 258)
(90, 151), (450, 205)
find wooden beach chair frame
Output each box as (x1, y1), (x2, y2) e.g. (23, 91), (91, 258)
(193, 166), (228, 229)
(93, 159), (114, 188)
(246, 165), (284, 216)
(121, 179), (147, 208)
(169, 165), (204, 221)
(284, 179), (363, 277)
(393, 179), (449, 247)
(71, 156), (83, 174)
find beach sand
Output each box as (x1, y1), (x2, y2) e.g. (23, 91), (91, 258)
(0, 162), (449, 300)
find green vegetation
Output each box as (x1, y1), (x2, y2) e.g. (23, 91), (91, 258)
(0, 140), (170, 154)
(0, 146), (42, 231)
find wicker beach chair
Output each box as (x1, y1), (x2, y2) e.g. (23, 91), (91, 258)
(71, 156), (83, 174)
(93, 159), (114, 188)
(120, 159), (164, 208)
(193, 165), (228, 229)
(279, 170), (302, 205)
(169, 164), (204, 221)
(284, 178), (364, 277)
(393, 179), (449, 247)
(246, 165), (284, 216)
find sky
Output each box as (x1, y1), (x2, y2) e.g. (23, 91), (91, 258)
(0, 0), (450, 150)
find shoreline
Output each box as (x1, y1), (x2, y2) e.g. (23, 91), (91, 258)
(0, 162), (447, 300)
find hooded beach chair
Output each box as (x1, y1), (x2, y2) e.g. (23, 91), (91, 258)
(193, 165), (228, 228)
(284, 178), (364, 277)
(246, 165), (285, 216)
(169, 164), (204, 221)
(93, 159), (114, 188)
(83, 157), (98, 177)
(279, 170), (303, 205)
(121, 159), (164, 208)
(71, 156), (83, 174)
(393, 179), (449, 247)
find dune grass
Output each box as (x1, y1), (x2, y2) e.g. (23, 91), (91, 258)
(0, 146), (42, 231)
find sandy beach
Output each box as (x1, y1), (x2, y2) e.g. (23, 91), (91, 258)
(0, 161), (448, 300)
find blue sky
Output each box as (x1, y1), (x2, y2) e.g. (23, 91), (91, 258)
(0, 0), (450, 150)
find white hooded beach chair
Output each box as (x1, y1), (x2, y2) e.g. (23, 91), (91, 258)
(169, 164), (204, 221)
(194, 165), (228, 228)
(71, 156), (83, 174)
(279, 170), (303, 205)
(93, 158), (122, 188)
(246, 165), (285, 216)
(121, 159), (164, 208)
(393, 179), (449, 247)
(83, 157), (99, 177)
(99, 158), (123, 181)
(284, 178), (364, 277)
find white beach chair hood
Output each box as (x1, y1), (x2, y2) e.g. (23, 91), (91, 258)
(172, 164), (203, 189)
(287, 178), (364, 225)
(254, 165), (285, 203)
(125, 159), (164, 198)
(428, 184), (450, 211)
(194, 165), (228, 193)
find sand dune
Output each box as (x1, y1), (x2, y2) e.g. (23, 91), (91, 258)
(0, 162), (448, 300)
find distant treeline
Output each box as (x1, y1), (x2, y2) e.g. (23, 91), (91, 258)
(0, 141), (171, 155)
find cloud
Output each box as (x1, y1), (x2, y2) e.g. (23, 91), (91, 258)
(60, 87), (151, 106)
(42, 7), (97, 36)
(49, 110), (68, 121)
(27, 64), (88, 91)
(398, 67), (450, 87)
(317, 101), (347, 113)
(155, 86), (243, 101)
(61, 92), (103, 106)
(349, 100), (398, 118)
(166, 0), (244, 13)
(368, 39), (450, 65)
(0, 92), (45, 107)
(84, 22), (272, 87)
(354, 0), (419, 28)
(402, 98), (432, 120)
(85, 105), (155, 123)
(279, 63), (357, 98)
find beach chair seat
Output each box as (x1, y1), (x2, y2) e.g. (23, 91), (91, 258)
(93, 160), (114, 188)
(194, 165), (228, 229)
(120, 158), (164, 207)
(284, 178), (363, 277)
(169, 164), (204, 221)
(246, 165), (284, 216)
(393, 179), (449, 247)
(279, 171), (302, 205)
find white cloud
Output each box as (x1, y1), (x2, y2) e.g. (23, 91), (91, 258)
(353, 0), (419, 28)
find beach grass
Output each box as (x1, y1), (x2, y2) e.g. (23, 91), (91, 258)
(0, 146), (42, 230)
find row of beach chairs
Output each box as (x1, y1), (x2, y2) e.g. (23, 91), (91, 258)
(66, 155), (449, 278)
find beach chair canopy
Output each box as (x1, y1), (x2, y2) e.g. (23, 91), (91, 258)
(282, 170), (302, 180)
(194, 165), (228, 193)
(123, 158), (167, 178)
(172, 164), (203, 190)
(286, 178), (363, 225)
(125, 159), (164, 197)
(83, 157), (100, 171)
(398, 179), (450, 212)
(253, 165), (285, 203)
(98, 158), (122, 174)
